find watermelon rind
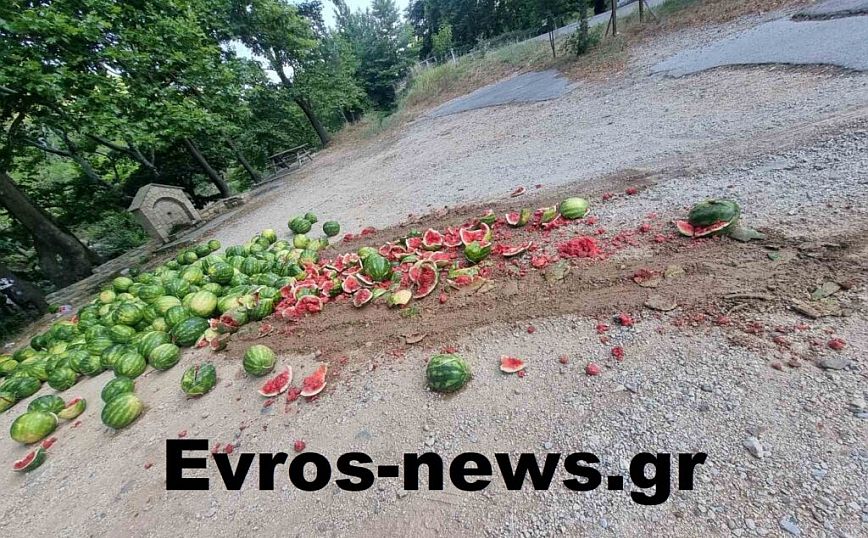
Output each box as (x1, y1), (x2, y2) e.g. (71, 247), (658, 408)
(13, 447), (47, 472)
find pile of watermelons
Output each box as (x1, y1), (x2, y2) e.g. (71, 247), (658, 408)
(0, 212), (335, 438)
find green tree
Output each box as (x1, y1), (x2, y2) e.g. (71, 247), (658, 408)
(232, 0), (333, 145)
(431, 23), (453, 57)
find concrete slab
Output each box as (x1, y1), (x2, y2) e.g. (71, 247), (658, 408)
(651, 15), (868, 76)
(428, 69), (574, 118)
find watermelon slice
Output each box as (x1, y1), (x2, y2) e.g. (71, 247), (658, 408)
(421, 229), (443, 250)
(300, 364), (327, 397)
(499, 356), (526, 373)
(388, 289), (412, 307)
(500, 241), (532, 258)
(57, 397), (86, 420)
(259, 367), (292, 397)
(411, 262), (439, 299)
(13, 447), (46, 472)
(352, 288), (373, 307)
(342, 275), (362, 294)
(510, 186), (526, 197)
(673, 219), (733, 238)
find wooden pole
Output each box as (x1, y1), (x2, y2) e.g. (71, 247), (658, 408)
(612, 0), (617, 35)
(639, 0), (644, 22)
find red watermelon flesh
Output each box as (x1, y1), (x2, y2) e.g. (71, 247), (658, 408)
(352, 288), (373, 307)
(412, 263), (439, 299)
(422, 229), (443, 250)
(259, 367), (293, 397)
(342, 275), (362, 294)
(500, 356), (526, 373)
(300, 364), (327, 397)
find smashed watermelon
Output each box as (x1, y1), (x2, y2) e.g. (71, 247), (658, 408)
(259, 367), (292, 397)
(499, 356), (526, 373)
(300, 364), (327, 397)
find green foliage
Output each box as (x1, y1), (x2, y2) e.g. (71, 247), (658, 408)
(564, 0), (599, 56)
(334, 0), (415, 110)
(432, 24), (454, 57)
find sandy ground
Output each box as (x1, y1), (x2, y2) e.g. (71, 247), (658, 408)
(2, 8), (867, 538)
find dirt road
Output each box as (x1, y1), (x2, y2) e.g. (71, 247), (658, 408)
(1, 7), (866, 538)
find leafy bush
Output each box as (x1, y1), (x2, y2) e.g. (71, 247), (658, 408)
(564, 0), (600, 56)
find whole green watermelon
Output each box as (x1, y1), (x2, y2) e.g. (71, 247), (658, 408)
(77, 354), (104, 376)
(243, 345), (276, 376)
(137, 331), (170, 358)
(180, 363), (217, 396)
(101, 376), (135, 403)
(148, 343), (181, 370)
(172, 316), (210, 347)
(323, 221), (340, 237)
(188, 291), (218, 318)
(362, 253), (392, 282)
(112, 276), (134, 292)
(208, 263), (234, 285)
(100, 344), (128, 370)
(289, 217), (312, 234)
(426, 354), (471, 393)
(153, 295), (183, 315)
(115, 303), (144, 326)
(101, 392), (143, 429)
(47, 367), (77, 391)
(2, 376), (42, 398)
(109, 324), (136, 344)
(114, 350), (147, 378)
(28, 395), (65, 414)
(558, 197), (590, 220)
(11, 411), (57, 444)
(165, 305), (192, 328)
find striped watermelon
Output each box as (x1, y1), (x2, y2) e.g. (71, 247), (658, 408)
(109, 324), (136, 344)
(2, 376), (41, 398)
(188, 291), (218, 318)
(172, 317), (210, 347)
(165, 305), (192, 328)
(101, 392), (143, 429)
(101, 376), (135, 403)
(148, 343), (181, 370)
(153, 295), (182, 315)
(100, 344), (127, 370)
(137, 331), (170, 358)
(10, 411), (57, 444)
(180, 363), (217, 396)
(243, 345), (276, 376)
(115, 303), (144, 326)
(27, 395), (65, 414)
(426, 354), (471, 393)
(57, 397), (86, 420)
(114, 351), (147, 378)
(77, 354), (104, 376)
(207, 262), (234, 285)
(47, 367), (77, 391)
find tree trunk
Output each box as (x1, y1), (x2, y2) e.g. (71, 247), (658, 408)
(226, 138), (261, 184)
(272, 62), (331, 146)
(0, 262), (47, 320)
(182, 138), (230, 198)
(0, 171), (100, 287)
(294, 97), (331, 146)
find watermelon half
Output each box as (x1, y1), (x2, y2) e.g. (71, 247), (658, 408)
(258, 367), (292, 397)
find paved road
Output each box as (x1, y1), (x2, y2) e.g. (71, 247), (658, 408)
(794, 0), (868, 19)
(428, 70), (574, 117)
(651, 13), (868, 76)
(428, 1), (668, 117)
